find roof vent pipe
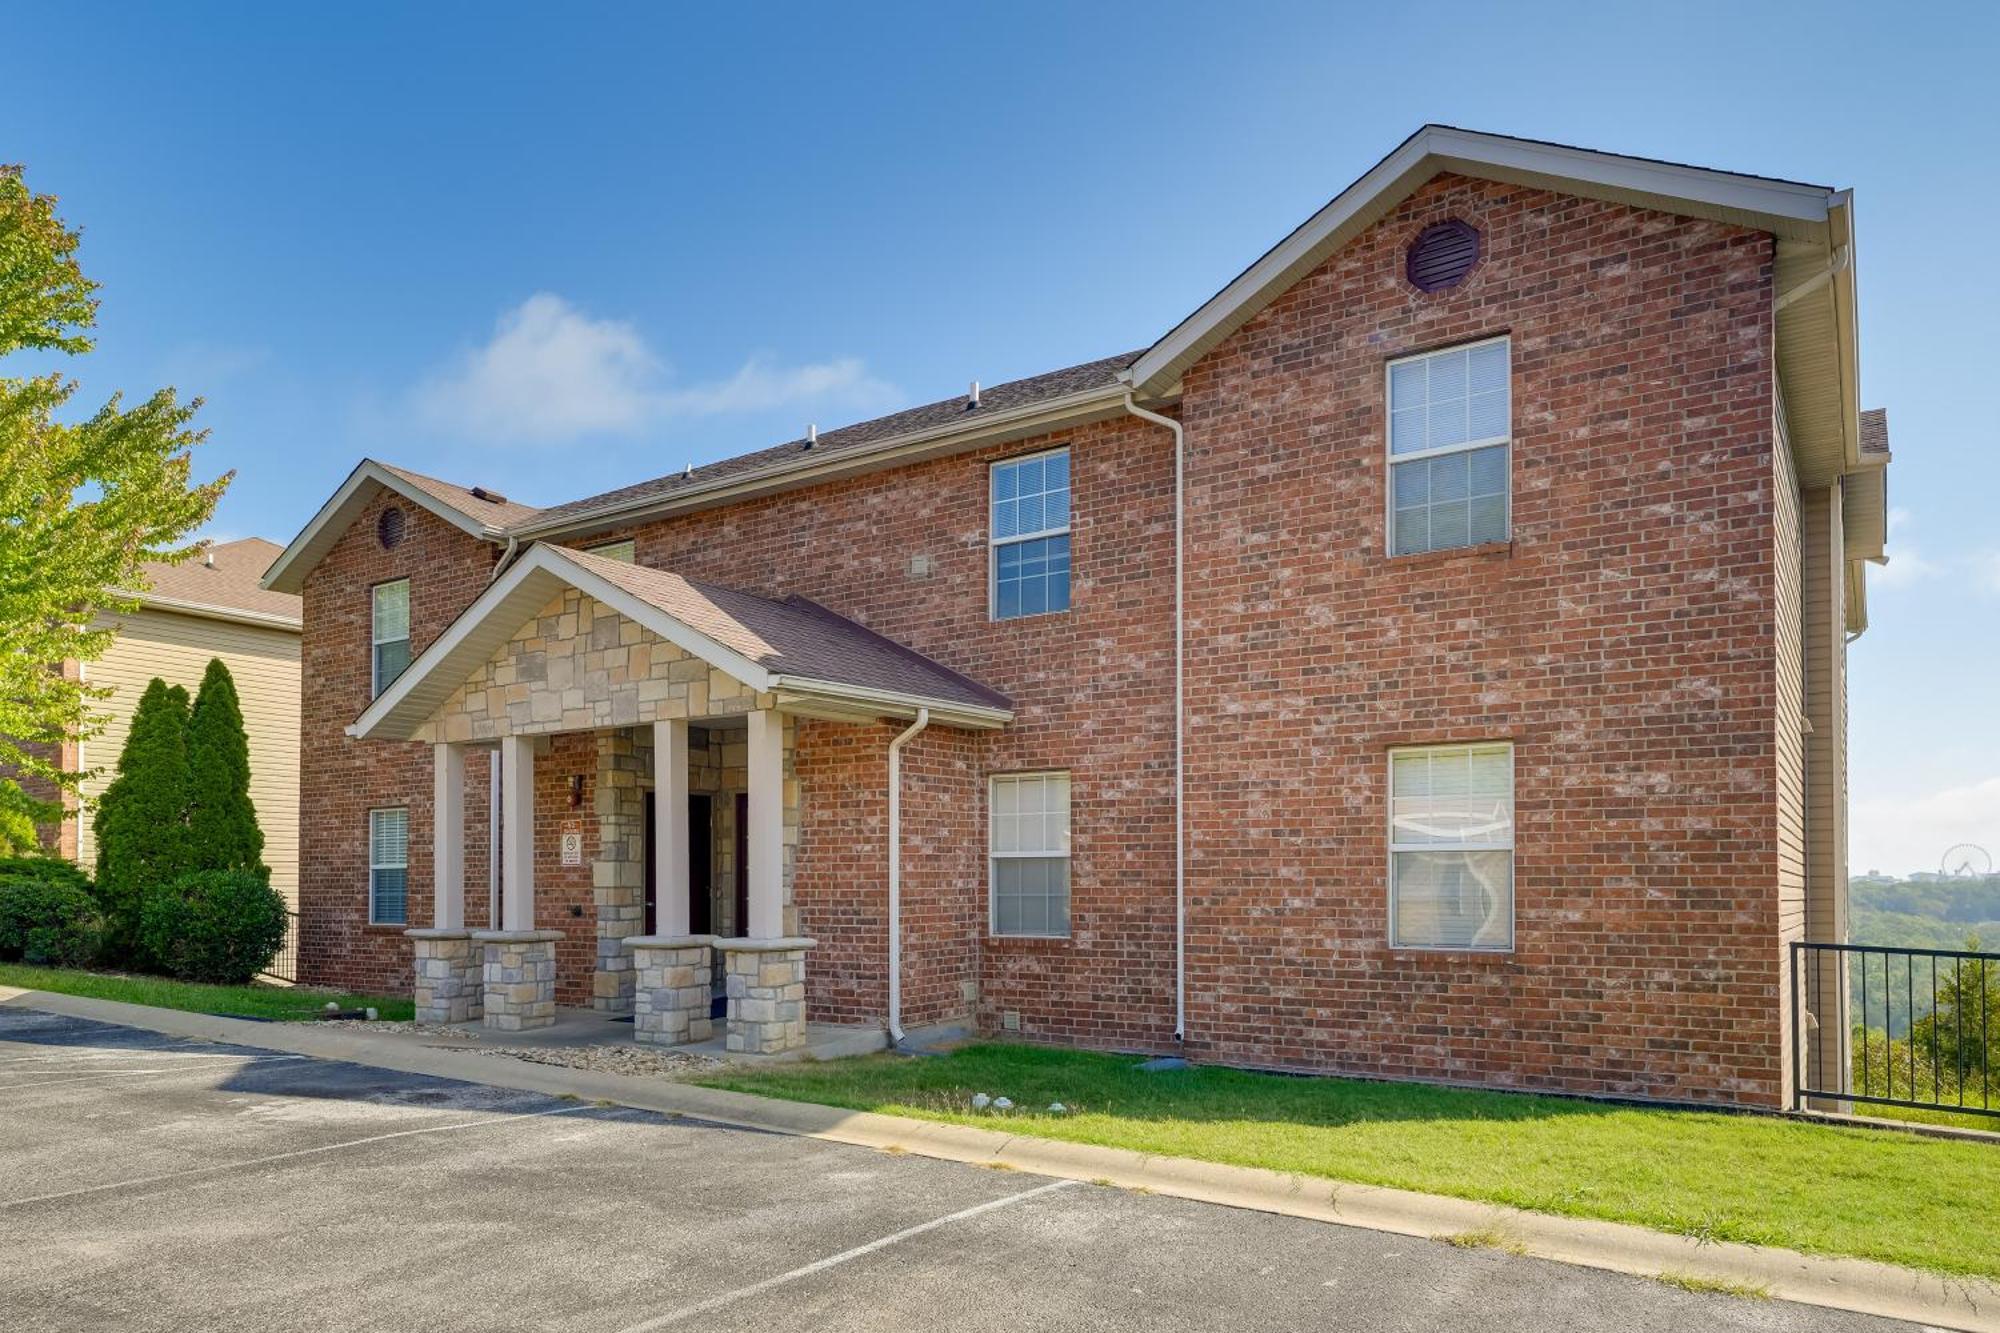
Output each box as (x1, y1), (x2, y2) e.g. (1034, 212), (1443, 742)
(805, 424), (817, 449)
(683, 462), (692, 479)
(202, 545), (215, 568)
(967, 380), (980, 409)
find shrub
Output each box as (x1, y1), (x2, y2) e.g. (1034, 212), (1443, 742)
(139, 869), (286, 984)
(93, 678), (193, 964)
(0, 860), (103, 966)
(186, 658), (266, 878)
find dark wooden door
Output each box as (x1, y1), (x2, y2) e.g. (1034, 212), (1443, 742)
(688, 794), (713, 935)
(734, 792), (749, 935)
(642, 792), (656, 936)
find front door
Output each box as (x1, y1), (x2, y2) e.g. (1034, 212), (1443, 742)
(642, 791), (657, 936)
(688, 794), (713, 935)
(734, 792), (749, 936)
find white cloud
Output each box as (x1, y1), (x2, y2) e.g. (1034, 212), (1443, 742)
(1853, 776), (2000, 877)
(411, 293), (896, 444)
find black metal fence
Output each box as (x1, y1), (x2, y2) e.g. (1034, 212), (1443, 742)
(260, 910), (300, 984)
(1793, 940), (1998, 1119)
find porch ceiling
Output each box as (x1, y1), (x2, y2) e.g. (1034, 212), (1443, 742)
(348, 544), (1013, 741)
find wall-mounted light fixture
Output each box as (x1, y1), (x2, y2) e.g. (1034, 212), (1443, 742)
(569, 774), (585, 808)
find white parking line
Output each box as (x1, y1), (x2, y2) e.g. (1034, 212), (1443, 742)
(611, 1178), (1081, 1332)
(2, 1102), (591, 1209)
(0, 1049), (252, 1067)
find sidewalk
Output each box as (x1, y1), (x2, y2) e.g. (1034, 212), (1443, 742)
(5, 985), (1993, 1333)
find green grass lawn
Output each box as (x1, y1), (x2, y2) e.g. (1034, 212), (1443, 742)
(698, 1043), (2000, 1280)
(0, 962), (414, 1022)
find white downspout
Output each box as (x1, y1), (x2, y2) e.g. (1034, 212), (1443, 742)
(1121, 392), (1186, 1044)
(887, 706), (931, 1044)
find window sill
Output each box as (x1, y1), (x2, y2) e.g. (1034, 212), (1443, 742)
(364, 922), (411, 935)
(1386, 539), (1512, 568)
(986, 933), (1072, 946)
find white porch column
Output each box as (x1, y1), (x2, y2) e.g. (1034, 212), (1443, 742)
(745, 708), (784, 938)
(653, 718), (691, 935)
(432, 742), (466, 930)
(500, 734), (535, 931)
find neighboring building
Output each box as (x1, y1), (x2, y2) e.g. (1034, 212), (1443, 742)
(264, 127), (1891, 1108)
(55, 539), (303, 906)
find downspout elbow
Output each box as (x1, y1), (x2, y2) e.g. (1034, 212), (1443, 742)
(887, 706), (931, 1046)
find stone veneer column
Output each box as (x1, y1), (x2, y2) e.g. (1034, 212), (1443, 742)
(405, 929), (481, 1024)
(718, 937), (815, 1054)
(473, 929), (565, 1031)
(592, 730), (645, 1014)
(628, 935), (715, 1045)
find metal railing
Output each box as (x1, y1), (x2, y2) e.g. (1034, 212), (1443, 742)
(260, 910), (300, 985)
(1793, 940), (1998, 1119)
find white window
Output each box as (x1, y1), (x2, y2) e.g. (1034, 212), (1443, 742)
(372, 579), (411, 698)
(587, 539), (635, 563)
(990, 449), (1071, 620)
(369, 807), (410, 925)
(990, 772), (1071, 937)
(1387, 337), (1510, 556)
(1389, 743), (1513, 951)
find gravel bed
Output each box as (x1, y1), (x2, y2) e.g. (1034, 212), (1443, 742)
(295, 1019), (480, 1039)
(469, 1043), (722, 1079)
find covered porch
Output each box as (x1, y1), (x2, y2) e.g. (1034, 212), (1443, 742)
(350, 543), (1010, 1054)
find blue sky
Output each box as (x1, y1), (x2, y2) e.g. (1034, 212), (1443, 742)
(7, 2), (1996, 874)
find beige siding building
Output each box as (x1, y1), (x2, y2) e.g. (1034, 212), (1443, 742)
(66, 539), (303, 906)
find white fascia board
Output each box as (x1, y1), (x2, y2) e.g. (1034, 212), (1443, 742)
(261, 460), (502, 595)
(348, 544), (775, 741)
(770, 678), (1012, 731)
(511, 385), (1130, 542)
(118, 591), (302, 631)
(1129, 125), (1839, 396)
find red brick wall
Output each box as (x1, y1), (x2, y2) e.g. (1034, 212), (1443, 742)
(297, 490), (497, 994)
(532, 730), (597, 1006)
(294, 170), (1789, 1106)
(1176, 174), (1781, 1104)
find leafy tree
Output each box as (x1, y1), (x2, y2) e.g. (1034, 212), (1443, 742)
(91, 679), (192, 960)
(1908, 936), (2000, 1105)
(0, 163), (226, 842)
(185, 658), (265, 878)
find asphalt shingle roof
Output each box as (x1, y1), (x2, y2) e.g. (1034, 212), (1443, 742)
(556, 545), (1011, 712)
(135, 538), (301, 623)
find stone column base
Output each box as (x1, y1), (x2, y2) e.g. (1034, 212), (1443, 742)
(472, 929), (565, 1031)
(628, 934), (715, 1046)
(717, 937), (815, 1055)
(406, 929), (481, 1024)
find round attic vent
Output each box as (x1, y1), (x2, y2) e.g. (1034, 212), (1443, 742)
(377, 506), (406, 550)
(1406, 219), (1480, 292)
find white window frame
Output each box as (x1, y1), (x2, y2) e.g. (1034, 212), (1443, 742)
(371, 578), (411, 699)
(1383, 334), (1512, 557)
(1387, 742), (1515, 952)
(988, 771), (1072, 938)
(586, 538), (636, 563)
(368, 806), (410, 926)
(988, 446), (1072, 621)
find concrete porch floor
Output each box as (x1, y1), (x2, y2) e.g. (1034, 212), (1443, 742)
(406, 1007), (889, 1063)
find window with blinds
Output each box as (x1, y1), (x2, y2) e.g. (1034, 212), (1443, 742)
(372, 579), (412, 698)
(369, 807), (410, 925)
(1388, 337), (1510, 556)
(990, 772), (1071, 937)
(1389, 743), (1514, 951)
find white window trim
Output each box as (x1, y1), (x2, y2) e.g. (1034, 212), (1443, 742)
(1383, 334), (1512, 557)
(586, 538), (636, 563)
(988, 770), (1072, 939)
(988, 446), (1072, 621)
(1386, 742), (1515, 953)
(371, 578), (411, 699)
(368, 806), (410, 926)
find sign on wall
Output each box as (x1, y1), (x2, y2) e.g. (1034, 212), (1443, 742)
(560, 820), (584, 867)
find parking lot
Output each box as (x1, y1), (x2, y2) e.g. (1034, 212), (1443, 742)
(0, 1007), (1923, 1332)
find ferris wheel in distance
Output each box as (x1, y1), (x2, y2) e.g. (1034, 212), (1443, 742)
(1939, 843), (1994, 878)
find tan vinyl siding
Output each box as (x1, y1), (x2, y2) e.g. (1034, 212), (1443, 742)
(1774, 406), (1807, 1098)
(75, 607), (302, 907)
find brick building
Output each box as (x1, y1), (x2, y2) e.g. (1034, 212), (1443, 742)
(263, 127), (1890, 1107)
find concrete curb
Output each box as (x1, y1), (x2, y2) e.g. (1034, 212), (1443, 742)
(6, 988), (1995, 1332)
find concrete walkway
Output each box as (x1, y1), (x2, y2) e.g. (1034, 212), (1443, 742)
(3, 986), (1992, 1332)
